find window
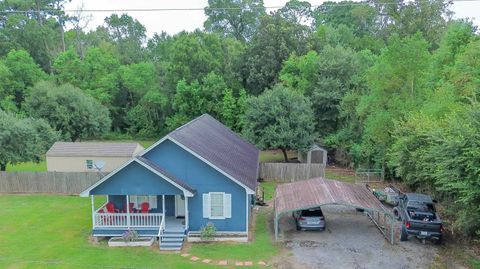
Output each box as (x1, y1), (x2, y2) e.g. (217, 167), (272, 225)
(86, 160), (93, 169)
(203, 192), (231, 219)
(129, 195), (157, 209)
(210, 193), (224, 218)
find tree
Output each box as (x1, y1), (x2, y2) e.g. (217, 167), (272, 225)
(242, 84), (317, 162)
(221, 88), (237, 130)
(104, 14), (147, 64)
(204, 0), (266, 42)
(278, 0), (313, 25)
(0, 110), (58, 171)
(3, 49), (47, 108)
(243, 14), (310, 94)
(167, 72), (230, 129)
(280, 47), (368, 136)
(25, 81), (112, 141)
(126, 90), (169, 137)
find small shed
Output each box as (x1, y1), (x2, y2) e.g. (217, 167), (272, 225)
(298, 144), (328, 166)
(46, 142), (144, 172)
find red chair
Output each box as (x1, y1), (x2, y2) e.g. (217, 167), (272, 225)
(123, 202), (135, 213)
(140, 202), (150, 213)
(106, 202), (119, 213)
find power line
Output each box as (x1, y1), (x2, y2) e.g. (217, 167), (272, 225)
(0, 0), (480, 14)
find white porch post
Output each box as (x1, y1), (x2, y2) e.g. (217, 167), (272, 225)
(91, 195), (95, 228)
(162, 195), (165, 221)
(126, 195), (131, 228)
(185, 196), (189, 230)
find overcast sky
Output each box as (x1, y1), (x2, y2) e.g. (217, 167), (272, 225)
(64, 0), (480, 37)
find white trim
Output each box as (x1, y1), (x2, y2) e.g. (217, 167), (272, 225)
(245, 191), (249, 234)
(185, 196), (189, 230)
(126, 195), (131, 228)
(79, 158), (194, 197)
(167, 137), (255, 194)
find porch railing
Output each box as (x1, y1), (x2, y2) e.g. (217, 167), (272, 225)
(94, 212), (163, 228)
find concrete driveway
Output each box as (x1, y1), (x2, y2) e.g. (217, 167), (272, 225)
(278, 205), (439, 269)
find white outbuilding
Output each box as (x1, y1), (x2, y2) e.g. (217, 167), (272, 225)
(46, 142), (144, 172)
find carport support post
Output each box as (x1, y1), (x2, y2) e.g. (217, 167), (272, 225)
(274, 214), (279, 240)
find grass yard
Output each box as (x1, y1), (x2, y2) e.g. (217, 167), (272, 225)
(188, 211), (279, 261)
(6, 161), (47, 172)
(259, 150), (297, 163)
(324, 169), (356, 183)
(259, 181), (278, 201)
(0, 195), (278, 268)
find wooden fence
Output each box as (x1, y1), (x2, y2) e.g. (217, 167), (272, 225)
(259, 163), (325, 182)
(0, 172), (102, 194)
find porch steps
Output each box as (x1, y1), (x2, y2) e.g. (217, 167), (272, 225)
(159, 230), (185, 251)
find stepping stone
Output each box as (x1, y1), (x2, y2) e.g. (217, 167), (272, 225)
(244, 261), (253, 266)
(258, 261), (267, 266)
(181, 253), (190, 257)
(202, 259), (211, 264)
(218, 260), (228, 266)
(190, 256), (199, 261)
(235, 261), (244, 266)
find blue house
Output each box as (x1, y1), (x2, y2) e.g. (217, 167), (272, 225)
(80, 114), (259, 250)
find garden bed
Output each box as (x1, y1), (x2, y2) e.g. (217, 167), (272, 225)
(108, 237), (155, 247)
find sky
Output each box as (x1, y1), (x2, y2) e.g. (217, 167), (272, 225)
(64, 0), (480, 37)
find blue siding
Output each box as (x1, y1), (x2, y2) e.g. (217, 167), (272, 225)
(91, 161), (183, 195)
(144, 139), (248, 232)
(108, 195), (126, 210)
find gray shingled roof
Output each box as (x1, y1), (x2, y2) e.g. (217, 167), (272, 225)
(136, 156), (196, 194)
(46, 142), (141, 157)
(168, 114), (259, 191)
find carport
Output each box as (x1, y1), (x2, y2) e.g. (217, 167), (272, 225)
(274, 177), (396, 244)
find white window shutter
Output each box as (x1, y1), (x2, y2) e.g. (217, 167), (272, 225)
(203, 193), (210, 218)
(224, 193), (232, 218)
(149, 196), (157, 209)
(130, 195), (137, 208)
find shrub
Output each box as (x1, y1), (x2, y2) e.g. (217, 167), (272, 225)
(200, 222), (216, 241)
(122, 229), (139, 242)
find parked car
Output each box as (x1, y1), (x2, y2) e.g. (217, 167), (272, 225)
(293, 207), (326, 231)
(393, 193), (444, 244)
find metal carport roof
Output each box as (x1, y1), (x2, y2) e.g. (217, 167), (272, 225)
(273, 177), (394, 243)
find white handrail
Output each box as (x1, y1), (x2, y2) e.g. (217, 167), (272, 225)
(158, 215), (166, 249)
(94, 212), (163, 228)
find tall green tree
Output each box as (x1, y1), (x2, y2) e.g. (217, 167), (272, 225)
(25, 81), (112, 141)
(243, 14), (309, 94)
(3, 49), (47, 108)
(104, 14), (147, 64)
(204, 0), (266, 42)
(0, 109), (58, 171)
(242, 84), (317, 162)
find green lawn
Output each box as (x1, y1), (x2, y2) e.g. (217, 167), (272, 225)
(324, 169), (356, 183)
(0, 195), (278, 268)
(259, 150), (297, 163)
(189, 210), (279, 261)
(259, 181), (278, 201)
(6, 161), (46, 172)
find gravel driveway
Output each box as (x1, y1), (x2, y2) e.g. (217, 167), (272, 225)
(279, 205), (439, 269)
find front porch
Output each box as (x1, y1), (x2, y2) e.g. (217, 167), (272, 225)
(90, 194), (188, 237)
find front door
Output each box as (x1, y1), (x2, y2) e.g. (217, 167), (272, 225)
(175, 195), (185, 217)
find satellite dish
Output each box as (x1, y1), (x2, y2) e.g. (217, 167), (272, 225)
(94, 160), (106, 170)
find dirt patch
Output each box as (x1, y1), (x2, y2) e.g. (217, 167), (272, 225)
(278, 205), (439, 269)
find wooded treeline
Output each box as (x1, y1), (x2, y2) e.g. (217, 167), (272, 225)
(1, 0), (480, 237)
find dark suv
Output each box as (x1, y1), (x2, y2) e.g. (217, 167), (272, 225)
(293, 207), (326, 231)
